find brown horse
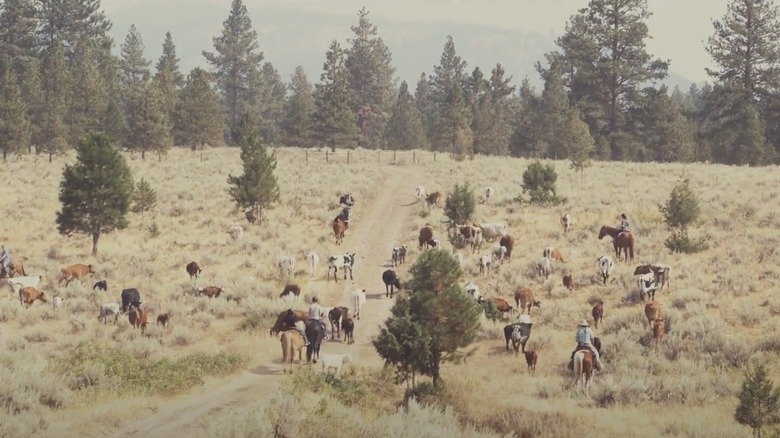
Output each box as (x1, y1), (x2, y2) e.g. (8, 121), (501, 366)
(573, 350), (594, 396)
(333, 219), (346, 245)
(598, 225), (634, 262)
(280, 330), (305, 373)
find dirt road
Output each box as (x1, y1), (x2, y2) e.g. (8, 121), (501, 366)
(99, 167), (419, 437)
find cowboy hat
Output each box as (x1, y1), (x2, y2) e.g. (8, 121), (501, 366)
(578, 319), (589, 327)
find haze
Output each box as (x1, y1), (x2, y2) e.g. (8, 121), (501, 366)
(102, 0), (726, 89)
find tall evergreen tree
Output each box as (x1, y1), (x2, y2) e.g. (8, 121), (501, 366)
(735, 362), (780, 438)
(0, 68), (29, 160)
(428, 37), (469, 153)
(154, 32), (184, 133)
(176, 68), (224, 150)
(57, 132), (134, 256)
(282, 66), (315, 148)
(384, 81), (426, 150)
(126, 79), (172, 160)
(39, 43), (69, 160)
(415, 73), (435, 148)
(313, 40), (359, 151)
(227, 129), (280, 225)
(537, 60), (570, 158)
(345, 7), (396, 149)
(203, 0), (264, 145)
(0, 0), (38, 65)
(632, 86), (695, 162)
(256, 62), (286, 145)
(484, 63), (516, 156)
(67, 36), (108, 144)
(120, 24), (150, 88)
(37, 0), (114, 60)
(509, 79), (543, 157)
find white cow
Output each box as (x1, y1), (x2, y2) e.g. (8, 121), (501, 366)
(98, 302), (121, 324)
(560, 213), (574, 233)
(278, 255), (295, 277)
(464, 282), (481, 300)
(351, 288), (366, 320)
(228, 225), (244, 240)
(320, 353), (352, 374)
(637, 272), (658, 302)
(305, 251), (320, 278)
(597, 255), (614, 285)
(476, 223), (508, 241)
(492, 244), (507, 264)
(415, 185), (426, 201)
(538, 257), (552, 279)
(327, 253), (356, 282)
(52, 296), (63, 311)
(485, 186), (495, 203)
(3, 275), (43, 297)
(478, 255), (492, 274)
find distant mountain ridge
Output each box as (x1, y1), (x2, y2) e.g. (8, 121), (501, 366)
(105, 1), (697, 91)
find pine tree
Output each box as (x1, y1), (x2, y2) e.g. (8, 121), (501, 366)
(566, 109), (595, 181)
(414, 73), (435, 148)
(428, 36), (468, 153)
(538, 60), (571, 158)
(485, 63), (516, 156)
(227, 129), (280, 225)
(0, 67), (29, 160)
(735, 362), (780, 438)
(522, 161), (562, 205)
(127, 79), (172, 160)
(57, 133), (134, 256)
(203, 0), (264, 145)
(154, 32), (184, 133)
(443, 182), (475, 227)
(176, 67), (224, 150)
(313, 40), (359, 151)
(256, 62), (286, 145)
(282, 66), (315, 148)
(0, 0), (38, 64)
(384, 81), (425, 150)
(39, 44), (69, 161)
(37, 0), (114, 61)
(373, 249), (481, 388)
(132, 178), (157, 218)
(634, 86), (695, 163)
(659, 175), (707, 253)
(67, 36), (108, 145)
(120, 24), (151, 89)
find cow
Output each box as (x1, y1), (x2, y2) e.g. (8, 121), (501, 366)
(597, 256), (614, 285)
(341, 317), (355, 345)
(492, 245), (508, 264)
(2, 258), (26, 277)
(562, 274), (574, 293)
(157, 312), (171, 329)
(120, 288), (142, 313)
(459, 225), (483, 253)
(504, 315), (533, 353)
(19, 287), (47, 307)
(637, 272), (658, 302)
(198, 286), (222, 298)
(59, 264), (95, 286)
(98, 302), (121, 324)
(228, 225), (244, 241)
(524, 350), (538, 375)
(592, 300), (604, 329)
(479, 296), (514, 317)
(278, 255), (295, 277)
(476, 223), (508, 241)
(52, 296), (63, 310)
(339, 193), (355, 207)
(425, 191), (442, 208)
(334, 208), (351, 230)
(542, 247), (565, 263)
(652, 318), (666, 348)
(320, 353), (352, 374)
(270, 309), (307, 336)
(185, 261), (201, 280)
(514, 288), (541, 315)
(499, 235), (514, 259)
(644, 302), (662, 329)
(560, 213), (573, 233)
(327, 306), (350, 339)
(351, 289), (366, 320)
(128, 304), (148, 334)
(305, 251), (320, 278)
(3, 275), (42, 297)
(538, 257), (552, 279)
(333, 219), (347, 245)
(93, 280), (108, 292)
(464, 282), (481, 300)
(485, 186), (495, 203)
(418, 226), (434, 249)
(327, 253), (355, 282)
(428, 239), (441, 248)
(391, 245), (407, 267)
(382, 269), (402, 298)
(634, 263), (671, 292)
(415, 185), (426, 201)
(478, 255), (492, 274)
(280, 284), (301, 300)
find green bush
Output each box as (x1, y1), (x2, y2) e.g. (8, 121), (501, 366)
(665, 231), (708, 254)
(443, 182), (475, 225)
(521, 161), (565, 205)
(660, 176), (707, 254)
(481, 301), (502, 322)
(286, 365), (398, 410)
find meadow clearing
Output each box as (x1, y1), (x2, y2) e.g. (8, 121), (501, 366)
(1, 146), (778, 437)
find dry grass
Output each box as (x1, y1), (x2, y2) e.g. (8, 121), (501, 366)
(1, 147), (779, 437)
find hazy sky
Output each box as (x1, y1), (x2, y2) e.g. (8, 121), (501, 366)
(102, 0), (727, 84)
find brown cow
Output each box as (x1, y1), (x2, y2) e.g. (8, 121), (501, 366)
(186, 261), (201, 279)
(333, 219), (346, 245)
(128, 305), (148, 334)
(499, 235), (514, 259)
(270, 309), (307, 336)
(425, 191), (442, 208)
(514, 288), (541, 315)
(341, 316), (355, 345)
(644, 302), (662, 328)
(2, 258), (27, 278)
(418, 226), (434, 249)
(459, 225), (483, 253)
(562, 274), (574, 294)
(280, 284), (301, 299)
(524, 350), (538, 375)
(542, 247), (565, 263)
(156, 312), (171, 329)
(19, 287), (47, 307)
(58, 264), (95, 286)
(651, 318), (665, 348)
(479, 297), (514, 316)
(198, 286), (222, 298)
(592, 300), (604, 329)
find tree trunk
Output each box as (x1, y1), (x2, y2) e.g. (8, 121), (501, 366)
(92, 232), (100, 257)
(2, 145), (6, 161)
(431, 351), (441, 388)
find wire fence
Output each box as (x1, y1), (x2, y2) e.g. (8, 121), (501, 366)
(272, 148), (440, 165)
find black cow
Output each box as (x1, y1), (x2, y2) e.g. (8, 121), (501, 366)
(93, 280), (107, 291)
(504, 321), (533, 353)
(382, 269), (402, 298)
(121, 288), (142, 313)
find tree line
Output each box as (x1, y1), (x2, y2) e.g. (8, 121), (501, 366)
(1, 0), (779, 166)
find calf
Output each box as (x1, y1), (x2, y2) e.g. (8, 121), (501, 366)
(278, 255), (295, 276)
(514, 288), (541, 315)
(478, 255), (492, 274)
(542, 247), (565, 263)
(537, 257), (552, 279)
(597, 255), (614, 285)
(305, 251), (320, 279)
(280, 284), (301, 300)
(186, 261), (201, 280)
(3, 275), (42, 297)
(425, 191), (442, 208)
(121, 288), (142, 313)
(198, 286), (223, 298)
(98, 302), (121, 324)
(524, 350), (538, 375)
(229, 225), (244, 241)
(19, 287), (47, 307)
(560, 213), (573, 233)
(479, 296), (514, 317)
(128, 304), (148, 334)
(485, 186), (495, 203)
(418, 226), (434, 249)
(351, 289), (366, 320)
(341, 316), (355, 345)
(157, 312), (171, 329)
(592, 300), (604, 329)
(391, 245), (407, 267)
(93, 280), (108, 292)
(499, 235), (514, 259)
(562, 274), (574, 293)
(652, 318), (666, 348)
(333, 219), (347, 245)
(320, 353), (352, 374)
(382, 269), (402, 298)
(644, 302), (662, 329)
(459, 225), (483, 253)
(59, 264), (95, 286)
(327, 253), (356, 282)
(492, 245), (507, 264)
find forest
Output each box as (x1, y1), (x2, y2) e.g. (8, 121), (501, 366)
(0, 0), (778, 166)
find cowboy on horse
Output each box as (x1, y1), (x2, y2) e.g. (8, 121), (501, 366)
(616, 213), (630, 239)
(308, 296), (328, 341)
(283, 309), (309, 346)
(567, 319), (603, 371)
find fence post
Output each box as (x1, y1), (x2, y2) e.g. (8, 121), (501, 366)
(347, 151), (350, 164)
(305, 149), (308, 163)
(434, 152), (436, 162)
(413, 151), (416, 164)
(200, 152), (203, 163)
(378, 151), (381, 164)
(326, 151), (329, 164)
(394, 150), (396, 163)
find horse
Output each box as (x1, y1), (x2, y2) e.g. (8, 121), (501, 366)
(305, 319), (326, 364)
(280, 330), (305, 374)
(573, 350), (594, 396)
(598, 225), (634, 263)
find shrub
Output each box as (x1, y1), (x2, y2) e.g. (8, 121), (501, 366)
(660, 176), (707, 254)
(735, 362), (780, 437)
(520, 160), (565, 205)
(443, 182), (475, 226)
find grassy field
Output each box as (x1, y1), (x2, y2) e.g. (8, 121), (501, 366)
(0, 147), (777, 437)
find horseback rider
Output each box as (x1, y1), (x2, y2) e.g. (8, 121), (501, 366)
(283, 309), (309, 346)
(335, 207), (350, 230)
(616, 213), (630, 237)
(0, 245), (9, 278)
(567, 319), (603, 371)
(308, 296), (328, 340)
